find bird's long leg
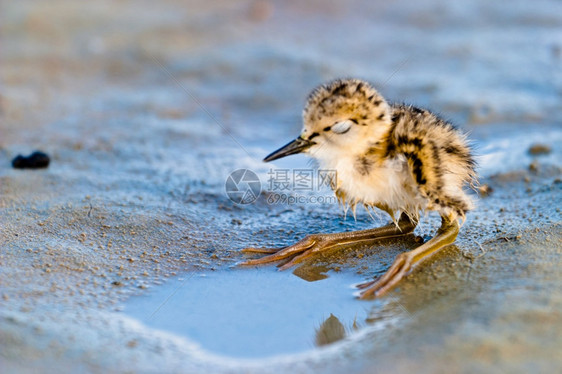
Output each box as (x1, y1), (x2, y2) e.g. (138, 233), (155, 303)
(240, 214), (417, 270)
(357, 216), (460, 299)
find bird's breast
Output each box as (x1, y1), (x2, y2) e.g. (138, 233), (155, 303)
(327, 155), (424, 212)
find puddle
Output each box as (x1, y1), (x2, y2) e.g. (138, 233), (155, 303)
(125, 268), (369, 358)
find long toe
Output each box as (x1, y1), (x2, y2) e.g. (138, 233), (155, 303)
(358, 254), (410, 299)
(241, 247), (281, 254)
(239, 254), (288, 266)
(239, 236), (319, 267)
(355, 279), (378, 290)
(277, 250), (316, 270)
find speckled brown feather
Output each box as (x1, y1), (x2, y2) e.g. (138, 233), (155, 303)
(300, 78), (477, 223)
(385, 104), (477, 219)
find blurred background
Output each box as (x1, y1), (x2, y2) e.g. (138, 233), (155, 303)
(2, 0), (561, 178)
(1, 1), (561, 373)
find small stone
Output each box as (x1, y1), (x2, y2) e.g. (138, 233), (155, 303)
(12, 151), (50, 169)
(528, 144), (551, 156)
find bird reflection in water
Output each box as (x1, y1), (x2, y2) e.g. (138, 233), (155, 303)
(315, 313), (362, 347)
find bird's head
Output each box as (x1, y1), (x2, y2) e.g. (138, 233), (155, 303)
(264, 78), (392, 163)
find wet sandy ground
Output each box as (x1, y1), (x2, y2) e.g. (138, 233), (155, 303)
(1, 0), (561, 373)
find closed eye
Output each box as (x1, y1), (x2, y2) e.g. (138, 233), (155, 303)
(331, 120), (353, 134)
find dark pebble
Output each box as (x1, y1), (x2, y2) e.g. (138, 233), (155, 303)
(527, 144), (551, 156)
(12, 151), (50, 169)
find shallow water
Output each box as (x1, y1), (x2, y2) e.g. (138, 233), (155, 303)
(126, 268), (370, 358)
(122, 121), (562, 361)
(120, 121), (562, 361)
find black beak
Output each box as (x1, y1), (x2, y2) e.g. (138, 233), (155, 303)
(263, 137), (315, 162)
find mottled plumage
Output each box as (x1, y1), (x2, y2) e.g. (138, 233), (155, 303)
(242, 78), (478, 299)
(301, 78), (476, 223)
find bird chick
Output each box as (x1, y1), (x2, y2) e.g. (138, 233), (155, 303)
(242, 78), (477, 299)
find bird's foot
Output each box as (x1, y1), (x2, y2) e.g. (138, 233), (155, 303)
(356, 219), (460, 299)
(240, 234), (341, 270)
(240, 216), (417, 271)
(356, 252), (413, 299)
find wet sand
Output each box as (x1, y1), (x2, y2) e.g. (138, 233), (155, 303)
(1, 1), (561, 373)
